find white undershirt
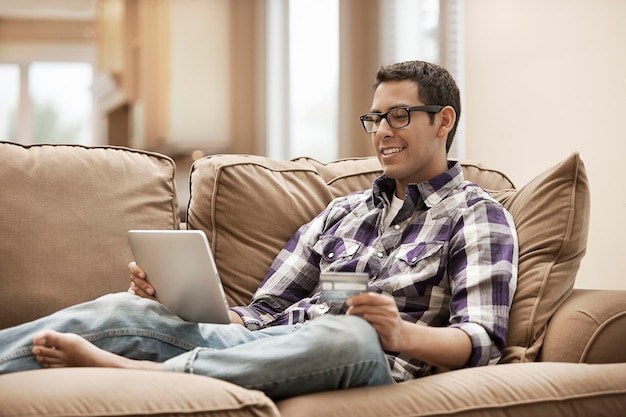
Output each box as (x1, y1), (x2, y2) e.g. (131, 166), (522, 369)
(383, 194), (405, 229)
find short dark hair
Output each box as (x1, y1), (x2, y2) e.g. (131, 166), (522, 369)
(373, 61), (461, 152)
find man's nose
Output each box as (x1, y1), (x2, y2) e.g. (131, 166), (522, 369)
(377, 117), (394, 136)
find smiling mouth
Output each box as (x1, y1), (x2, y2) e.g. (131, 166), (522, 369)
(381, 147), (405, 156)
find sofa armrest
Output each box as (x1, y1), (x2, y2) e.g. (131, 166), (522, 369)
(539, 289), (626, 363)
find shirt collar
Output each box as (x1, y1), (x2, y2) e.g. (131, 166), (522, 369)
(372, 160), (465, 210)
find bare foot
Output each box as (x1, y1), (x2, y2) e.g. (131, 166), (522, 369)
(31, 330), (162, 371)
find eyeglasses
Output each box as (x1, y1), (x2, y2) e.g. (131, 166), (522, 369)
(359, 105), (445, 134)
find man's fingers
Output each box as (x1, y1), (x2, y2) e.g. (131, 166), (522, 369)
(130, 276), (156, 297)
(127, 261), (157, 300)
(347, 292), (395, 307)
(128, 261), (146, 278)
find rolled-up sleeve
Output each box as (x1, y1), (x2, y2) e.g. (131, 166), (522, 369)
(448, 199), (519, 367)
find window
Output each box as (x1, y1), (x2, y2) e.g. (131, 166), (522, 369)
(380, 0), (440, 66)
(0, 64), (19, 141)
(29, 62), (93, 144)
(288, 0), (339, 162)
(266, 0), (339, 162)
(0, 61), (93, 144)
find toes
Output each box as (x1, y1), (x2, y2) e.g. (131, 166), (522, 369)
(32, 346), (62, 367)
(33, 330), (64, 348)
(32, 345), (62, 359)
(32, 333), (47, 348)
(35, 353), (64, 366)
(32, 330), (67, 365)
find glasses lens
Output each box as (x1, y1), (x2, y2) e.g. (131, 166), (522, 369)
(361, 114), (380, 133)
(387, 108), (410, 129)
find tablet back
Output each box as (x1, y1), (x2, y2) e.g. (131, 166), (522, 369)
(127, 230), (231, 323)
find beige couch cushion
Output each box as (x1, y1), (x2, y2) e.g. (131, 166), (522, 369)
(276, 362), (626, 417)
(493, 152), (590, 362)
(0, 368), (280, 417)
(0, 142), (180, 329)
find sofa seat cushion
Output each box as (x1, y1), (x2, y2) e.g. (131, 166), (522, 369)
(0, 142), (180, 329)
(276, 362), (626, 417)
(0, 368), (280, 417)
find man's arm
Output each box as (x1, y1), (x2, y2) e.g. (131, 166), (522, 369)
(446, 199), (518, 367)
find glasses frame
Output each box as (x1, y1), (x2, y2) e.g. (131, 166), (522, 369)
(359, 105), (445, 134)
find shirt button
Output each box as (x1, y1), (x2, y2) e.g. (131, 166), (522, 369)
(411, 257), (418, 263)
(377, 252), (384, 258)
(317, 303), (330, 314)
(328, 252), (334, 259)
(394, 224), (401, 230)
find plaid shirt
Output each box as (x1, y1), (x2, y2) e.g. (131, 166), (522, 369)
(232, 161), (518, 382)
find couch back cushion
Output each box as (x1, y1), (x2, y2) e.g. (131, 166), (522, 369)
(189, 152), (589, 364)
(0, 142), (179, 329)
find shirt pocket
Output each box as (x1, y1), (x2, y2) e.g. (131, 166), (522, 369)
(383, 241), (447, 296)
(313, 235), (361, 269)
(396, 241), (445, 266)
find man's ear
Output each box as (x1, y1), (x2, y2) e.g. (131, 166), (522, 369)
(437, 106), (456, 139)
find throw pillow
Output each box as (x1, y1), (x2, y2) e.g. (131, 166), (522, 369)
(491, 152), (590, 362)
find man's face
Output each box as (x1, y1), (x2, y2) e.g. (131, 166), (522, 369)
(369, 80), (448, 195)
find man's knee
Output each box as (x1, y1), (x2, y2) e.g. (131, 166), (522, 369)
(93, 292), (143, 309)
(87, 292), (164, 321)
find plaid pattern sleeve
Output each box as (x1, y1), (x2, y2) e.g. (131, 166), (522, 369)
(231, 161), (518, 381)
(445, 191), (519, 367)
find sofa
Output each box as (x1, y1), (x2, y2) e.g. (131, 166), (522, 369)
(0, 140), (624, 417)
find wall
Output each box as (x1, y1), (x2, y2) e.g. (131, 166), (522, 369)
(464, 0), (626, 290)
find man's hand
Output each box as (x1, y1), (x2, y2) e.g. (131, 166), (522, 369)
(127, 262), (158, 301)
(346, 292), (472, 370)
(346, 292), (405, 352)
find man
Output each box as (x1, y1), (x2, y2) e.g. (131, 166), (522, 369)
(0, 61), (518, 399)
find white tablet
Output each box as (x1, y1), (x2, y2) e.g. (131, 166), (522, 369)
(127, 230), (231, 323)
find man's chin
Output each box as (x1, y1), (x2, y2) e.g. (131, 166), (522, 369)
(381, 165), (399, 179)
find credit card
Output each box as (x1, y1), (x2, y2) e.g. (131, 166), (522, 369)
(319, 272), (369, 301)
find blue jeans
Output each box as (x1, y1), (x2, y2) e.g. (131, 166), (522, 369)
(0, 293), (394, 398)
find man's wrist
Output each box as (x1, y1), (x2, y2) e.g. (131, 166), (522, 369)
(229, 310), (245, 325)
